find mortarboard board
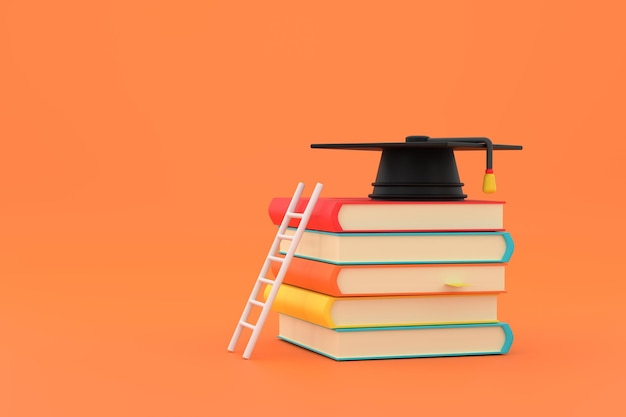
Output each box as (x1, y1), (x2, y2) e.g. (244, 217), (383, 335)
(311, 135), (522, 201)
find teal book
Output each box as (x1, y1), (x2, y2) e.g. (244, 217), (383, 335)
(279, 228), (514, 265)
(278, 314), (514, 361)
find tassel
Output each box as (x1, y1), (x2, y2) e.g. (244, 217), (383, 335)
(483, 169), (496, 193)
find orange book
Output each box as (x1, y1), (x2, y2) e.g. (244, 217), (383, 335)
(271, 257), (506, 296)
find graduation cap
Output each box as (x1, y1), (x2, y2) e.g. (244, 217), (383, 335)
(311, 135), (522, 201)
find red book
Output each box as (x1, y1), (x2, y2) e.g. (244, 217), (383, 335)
(268, 197), (505, 232)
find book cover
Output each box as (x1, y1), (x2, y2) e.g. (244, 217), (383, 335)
(278, 314), (514, 361)
(271, 257), (506, 296)
(265, 284), (499, 328)
(269, 197), (505, 232)
(279, 229), (514, 265)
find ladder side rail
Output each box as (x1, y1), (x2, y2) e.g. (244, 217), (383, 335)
(268, 182), (324, 287)
(241, 182), (323, 359)
(228, 182), (310, 355)
(248, 182), (323, 329)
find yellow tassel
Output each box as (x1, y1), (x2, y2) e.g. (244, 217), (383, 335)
(483, 172), (496, 193)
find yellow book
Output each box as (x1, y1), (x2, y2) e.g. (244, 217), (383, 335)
(264, 284), (498, 329)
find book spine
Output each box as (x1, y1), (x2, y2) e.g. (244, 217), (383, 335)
(271, 257), (343, 296)
(268, 197), (344, 232)
(264, 283), (336, 327)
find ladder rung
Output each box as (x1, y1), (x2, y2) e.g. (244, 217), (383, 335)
(258, 277), (275, 285)
(268, 255), (284, 263)
(277, 233), (294, 241)
(286, 212), (303, 219)
(239, 321), (255, 330)
(248, 299), (265, 307)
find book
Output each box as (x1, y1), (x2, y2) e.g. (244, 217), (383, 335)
(269, 197), (505, 232)
(279, 229), (514, 265)
(278, 314), (514, 361)
(271, 257), (506, 296)
(266, 284), (499, 328)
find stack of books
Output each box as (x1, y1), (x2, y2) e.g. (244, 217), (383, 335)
(266, 197), (515, 361)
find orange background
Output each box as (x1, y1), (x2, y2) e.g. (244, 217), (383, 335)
(1, 1), (625, 416)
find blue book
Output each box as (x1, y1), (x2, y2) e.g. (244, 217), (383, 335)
(279, 229), (514, 265)
(278, 314), (514, 361)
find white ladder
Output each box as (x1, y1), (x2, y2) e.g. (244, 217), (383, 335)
(227, 182), (323, 359)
